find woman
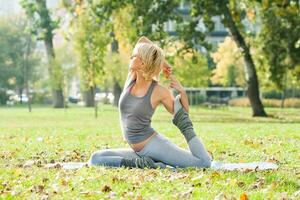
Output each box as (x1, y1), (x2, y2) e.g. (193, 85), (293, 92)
(88, 36), (212, 169)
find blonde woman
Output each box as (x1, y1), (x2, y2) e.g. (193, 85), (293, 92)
(88, 36), (212, 169)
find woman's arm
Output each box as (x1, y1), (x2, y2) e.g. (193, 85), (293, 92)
(159, 75), (189, 115)
(169, 75), (189, 113)
(136, 36), (173, 79)
(124, 70), (136, 88)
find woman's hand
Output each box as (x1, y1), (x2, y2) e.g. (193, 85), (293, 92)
(162, 61), (173, 80)
(168, 75), (184, 93)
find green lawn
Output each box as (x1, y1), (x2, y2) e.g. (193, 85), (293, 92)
(0, 105), (299, 199)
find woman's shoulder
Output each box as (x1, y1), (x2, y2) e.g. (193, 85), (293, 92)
(153, 82), (172, 97)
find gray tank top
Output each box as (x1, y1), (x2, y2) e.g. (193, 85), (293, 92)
(118, 78), (157, 144)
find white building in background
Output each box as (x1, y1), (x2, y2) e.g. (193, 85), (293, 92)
(164, 1), (229, 50)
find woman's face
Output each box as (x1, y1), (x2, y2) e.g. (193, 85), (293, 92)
(129, 47), (143, 72)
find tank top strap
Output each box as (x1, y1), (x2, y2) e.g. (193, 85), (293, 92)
(145, 80), (157, 99)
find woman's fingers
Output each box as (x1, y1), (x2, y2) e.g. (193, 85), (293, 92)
(163, 65), (172, 70)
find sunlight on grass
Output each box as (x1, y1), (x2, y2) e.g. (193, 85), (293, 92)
(0, 105), (299, 199)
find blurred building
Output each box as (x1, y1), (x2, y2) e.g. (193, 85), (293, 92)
(164, 1), (228, 50)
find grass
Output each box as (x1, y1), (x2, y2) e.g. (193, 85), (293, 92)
(0, 104), (299, 199)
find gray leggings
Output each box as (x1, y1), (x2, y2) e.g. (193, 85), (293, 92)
(88, 132), (212, 168)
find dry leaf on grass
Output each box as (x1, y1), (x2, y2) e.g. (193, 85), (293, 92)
(240, 192), (248, 200)
(249, 177), (265, 190)
(101, 185), (112, 193)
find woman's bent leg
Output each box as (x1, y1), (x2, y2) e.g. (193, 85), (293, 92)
(187, 137), (212, 166)
(89, 147), (167, 169)
(170, 94), (212, 167)
(136, 133), (211, 168)
(88, 148), (140, 167)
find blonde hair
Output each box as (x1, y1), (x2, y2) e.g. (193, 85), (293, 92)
(134, 43), (165, 82)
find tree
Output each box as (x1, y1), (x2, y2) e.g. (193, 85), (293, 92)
(91, 0), (181, 48)
(168, 49), (210, 87)
(91, 1), (191, 107)
(108, 6), (137, 106)
(0, 16), (39, 106)
(211, 37), (245, 87)
(21, 0), (65, 108)
(180, 0), (267, 116)
(72, 3), (111, 116)
(62, 1), (111, 111)
(255, 0), (300, 104)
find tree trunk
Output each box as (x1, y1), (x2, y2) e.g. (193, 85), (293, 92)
(221, 2), (267, 117)
(19, 88), (23, 104)
(52, 89), (64, 108)
(280, 73), (287, 108)
(25, 33), (32, 112)
(110, 33), (121, 107)
(83, 86), (95, 107)
(44, 38), (64, 108)
(113, 78), (122, 107)
(37, 0), (64, 108)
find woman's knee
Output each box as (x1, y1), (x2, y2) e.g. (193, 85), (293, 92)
(89, 150), (113, 165)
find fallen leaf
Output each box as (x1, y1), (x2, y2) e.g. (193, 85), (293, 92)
(136, 195), (143, 200)
(101, 185), (112, 193)
(237, 181), (245, 188)
(249, 178), (264, 190)
(45, 163), (62, 169)
(240, 192), (248, 200)
(211, 171), (221, 178)
(29, 185), (44, 194)
(244, 139), (253, 145)
(61, 178), (68, 186)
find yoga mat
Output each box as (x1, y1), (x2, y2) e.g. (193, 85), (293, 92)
(45, 162), (89, 170)
(210, 161), (278, 171)
(44, 161), (278, 171)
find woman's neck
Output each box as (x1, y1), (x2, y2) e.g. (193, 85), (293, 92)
(135, 72), (152, 88)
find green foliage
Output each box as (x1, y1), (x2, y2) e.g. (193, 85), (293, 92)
(72, 3), (111, 91)
(102, 52), (129, 88)
(171, 50), (210, 87)
(255, 1), (300, 89)
(20, 0), (60, 40)
(0, 16), (39, 91)
(226, 65), (238, 86)
(91, 0), (181, 47)
(210, 37), (246, 87)
(21, 0), (65, 108)
(0, 90), (9, 105)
